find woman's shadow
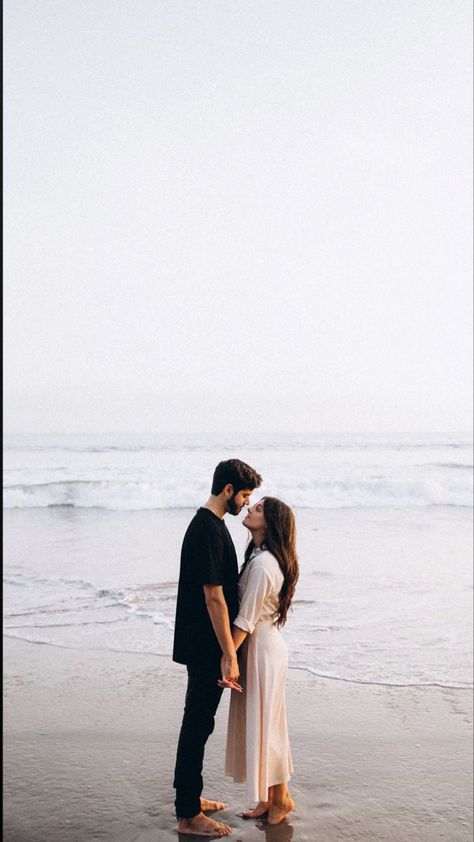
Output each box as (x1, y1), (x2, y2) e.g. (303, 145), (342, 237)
(256, 820), (294, 842)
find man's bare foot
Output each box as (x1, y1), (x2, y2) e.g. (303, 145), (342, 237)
(267, 798), (295, 825)
(178, 812), (232, 836)
(201, 797), (228, 812)
(242, 800), (271, 819)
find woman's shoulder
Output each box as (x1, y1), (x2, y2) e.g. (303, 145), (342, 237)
(253, 550), (282, 577)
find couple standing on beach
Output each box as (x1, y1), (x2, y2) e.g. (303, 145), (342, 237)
(172, 459), (299, 837)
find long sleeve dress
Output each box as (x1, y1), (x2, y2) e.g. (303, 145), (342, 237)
(225, 547), (293, 802)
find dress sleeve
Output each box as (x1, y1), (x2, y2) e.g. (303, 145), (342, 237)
(234, 563), (274, 634)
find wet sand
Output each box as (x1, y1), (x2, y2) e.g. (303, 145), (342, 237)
(3, 637), (472, 842)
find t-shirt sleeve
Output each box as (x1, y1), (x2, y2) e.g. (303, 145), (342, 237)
(193, 525), (226, 586)
(234, 564), (274, 634)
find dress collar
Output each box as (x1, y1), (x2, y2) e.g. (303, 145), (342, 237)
(239, 543), (267, 579)
(249, 542), (267, 560)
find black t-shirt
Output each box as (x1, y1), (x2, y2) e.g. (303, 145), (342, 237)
(172, 507), (239, 666)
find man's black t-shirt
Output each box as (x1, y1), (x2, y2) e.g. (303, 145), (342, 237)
(172, 507), (239, 665)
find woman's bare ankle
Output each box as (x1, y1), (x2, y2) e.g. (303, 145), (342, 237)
(242, 800), (271, 815)
(267, 798), (295, 825)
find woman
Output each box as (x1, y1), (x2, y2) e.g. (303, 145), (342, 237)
(220, 496), (299, 825)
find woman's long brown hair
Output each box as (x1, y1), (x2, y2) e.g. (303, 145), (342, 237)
(244, 496), (299, 627)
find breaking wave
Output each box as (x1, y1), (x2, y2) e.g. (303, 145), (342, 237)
(3, 473), (472, 509)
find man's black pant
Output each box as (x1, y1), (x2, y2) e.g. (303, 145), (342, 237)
(173, 660), (223, 819)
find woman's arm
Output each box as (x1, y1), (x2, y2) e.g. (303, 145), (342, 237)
(232, 624), (248, 651)
(233, 562), (273, 634)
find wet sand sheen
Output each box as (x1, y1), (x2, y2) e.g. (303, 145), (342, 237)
(3, 637), (472, 842)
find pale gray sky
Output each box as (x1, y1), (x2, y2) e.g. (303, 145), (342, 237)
(4, 0), (473, 434)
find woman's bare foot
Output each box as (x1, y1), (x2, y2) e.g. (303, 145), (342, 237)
(201, 797), (228, 812)
(242, 800), (271, 819)
(178, 812), (232, 836)
(267, 798), (295, 825)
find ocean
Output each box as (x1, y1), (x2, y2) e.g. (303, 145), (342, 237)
(3, 431), (473, 689)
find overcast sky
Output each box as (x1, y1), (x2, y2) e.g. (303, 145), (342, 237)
(4, 0), (473, 435)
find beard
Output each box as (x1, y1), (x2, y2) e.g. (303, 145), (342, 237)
(226, 494), (241, 515)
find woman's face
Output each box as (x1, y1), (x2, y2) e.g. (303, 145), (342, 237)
(242, 498), (266, 532)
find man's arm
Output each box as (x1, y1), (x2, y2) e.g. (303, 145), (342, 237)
(203, 584), (239, 683)
(217, 625), (248, 692)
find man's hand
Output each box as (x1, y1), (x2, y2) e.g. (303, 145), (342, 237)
(219, 653), (243, 692)
(221, 652), (239, 683)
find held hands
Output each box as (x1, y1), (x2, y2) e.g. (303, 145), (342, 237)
(217, 678), (243, 691)
(218, 653), (243, 693)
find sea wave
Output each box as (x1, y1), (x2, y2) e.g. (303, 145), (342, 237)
(3, 431), (473, 454)
(3, 474), (472, 509)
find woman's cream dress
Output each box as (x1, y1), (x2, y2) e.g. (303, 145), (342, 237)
(225, 547), (293, 802)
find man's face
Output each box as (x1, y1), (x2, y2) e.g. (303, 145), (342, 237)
(226, 487), (253, 515)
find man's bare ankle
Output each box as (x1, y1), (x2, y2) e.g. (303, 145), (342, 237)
(178, 813), (201, 824)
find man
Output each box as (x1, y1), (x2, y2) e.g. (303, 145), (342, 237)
(173, 458), (263, 837)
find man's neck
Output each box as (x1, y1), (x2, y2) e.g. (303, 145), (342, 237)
(203, 495), (226, 519)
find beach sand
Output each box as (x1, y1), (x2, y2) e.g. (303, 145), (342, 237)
(3, 637), (472, 842)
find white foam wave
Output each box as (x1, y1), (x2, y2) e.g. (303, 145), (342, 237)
(3, 474), (472, 510)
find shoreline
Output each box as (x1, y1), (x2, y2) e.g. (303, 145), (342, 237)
(4, 633), (472, 692)
(4, 504), (472, 692)
(4, 637), (473, 842)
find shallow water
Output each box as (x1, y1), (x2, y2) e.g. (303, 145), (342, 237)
(3, 504), (472, 688)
